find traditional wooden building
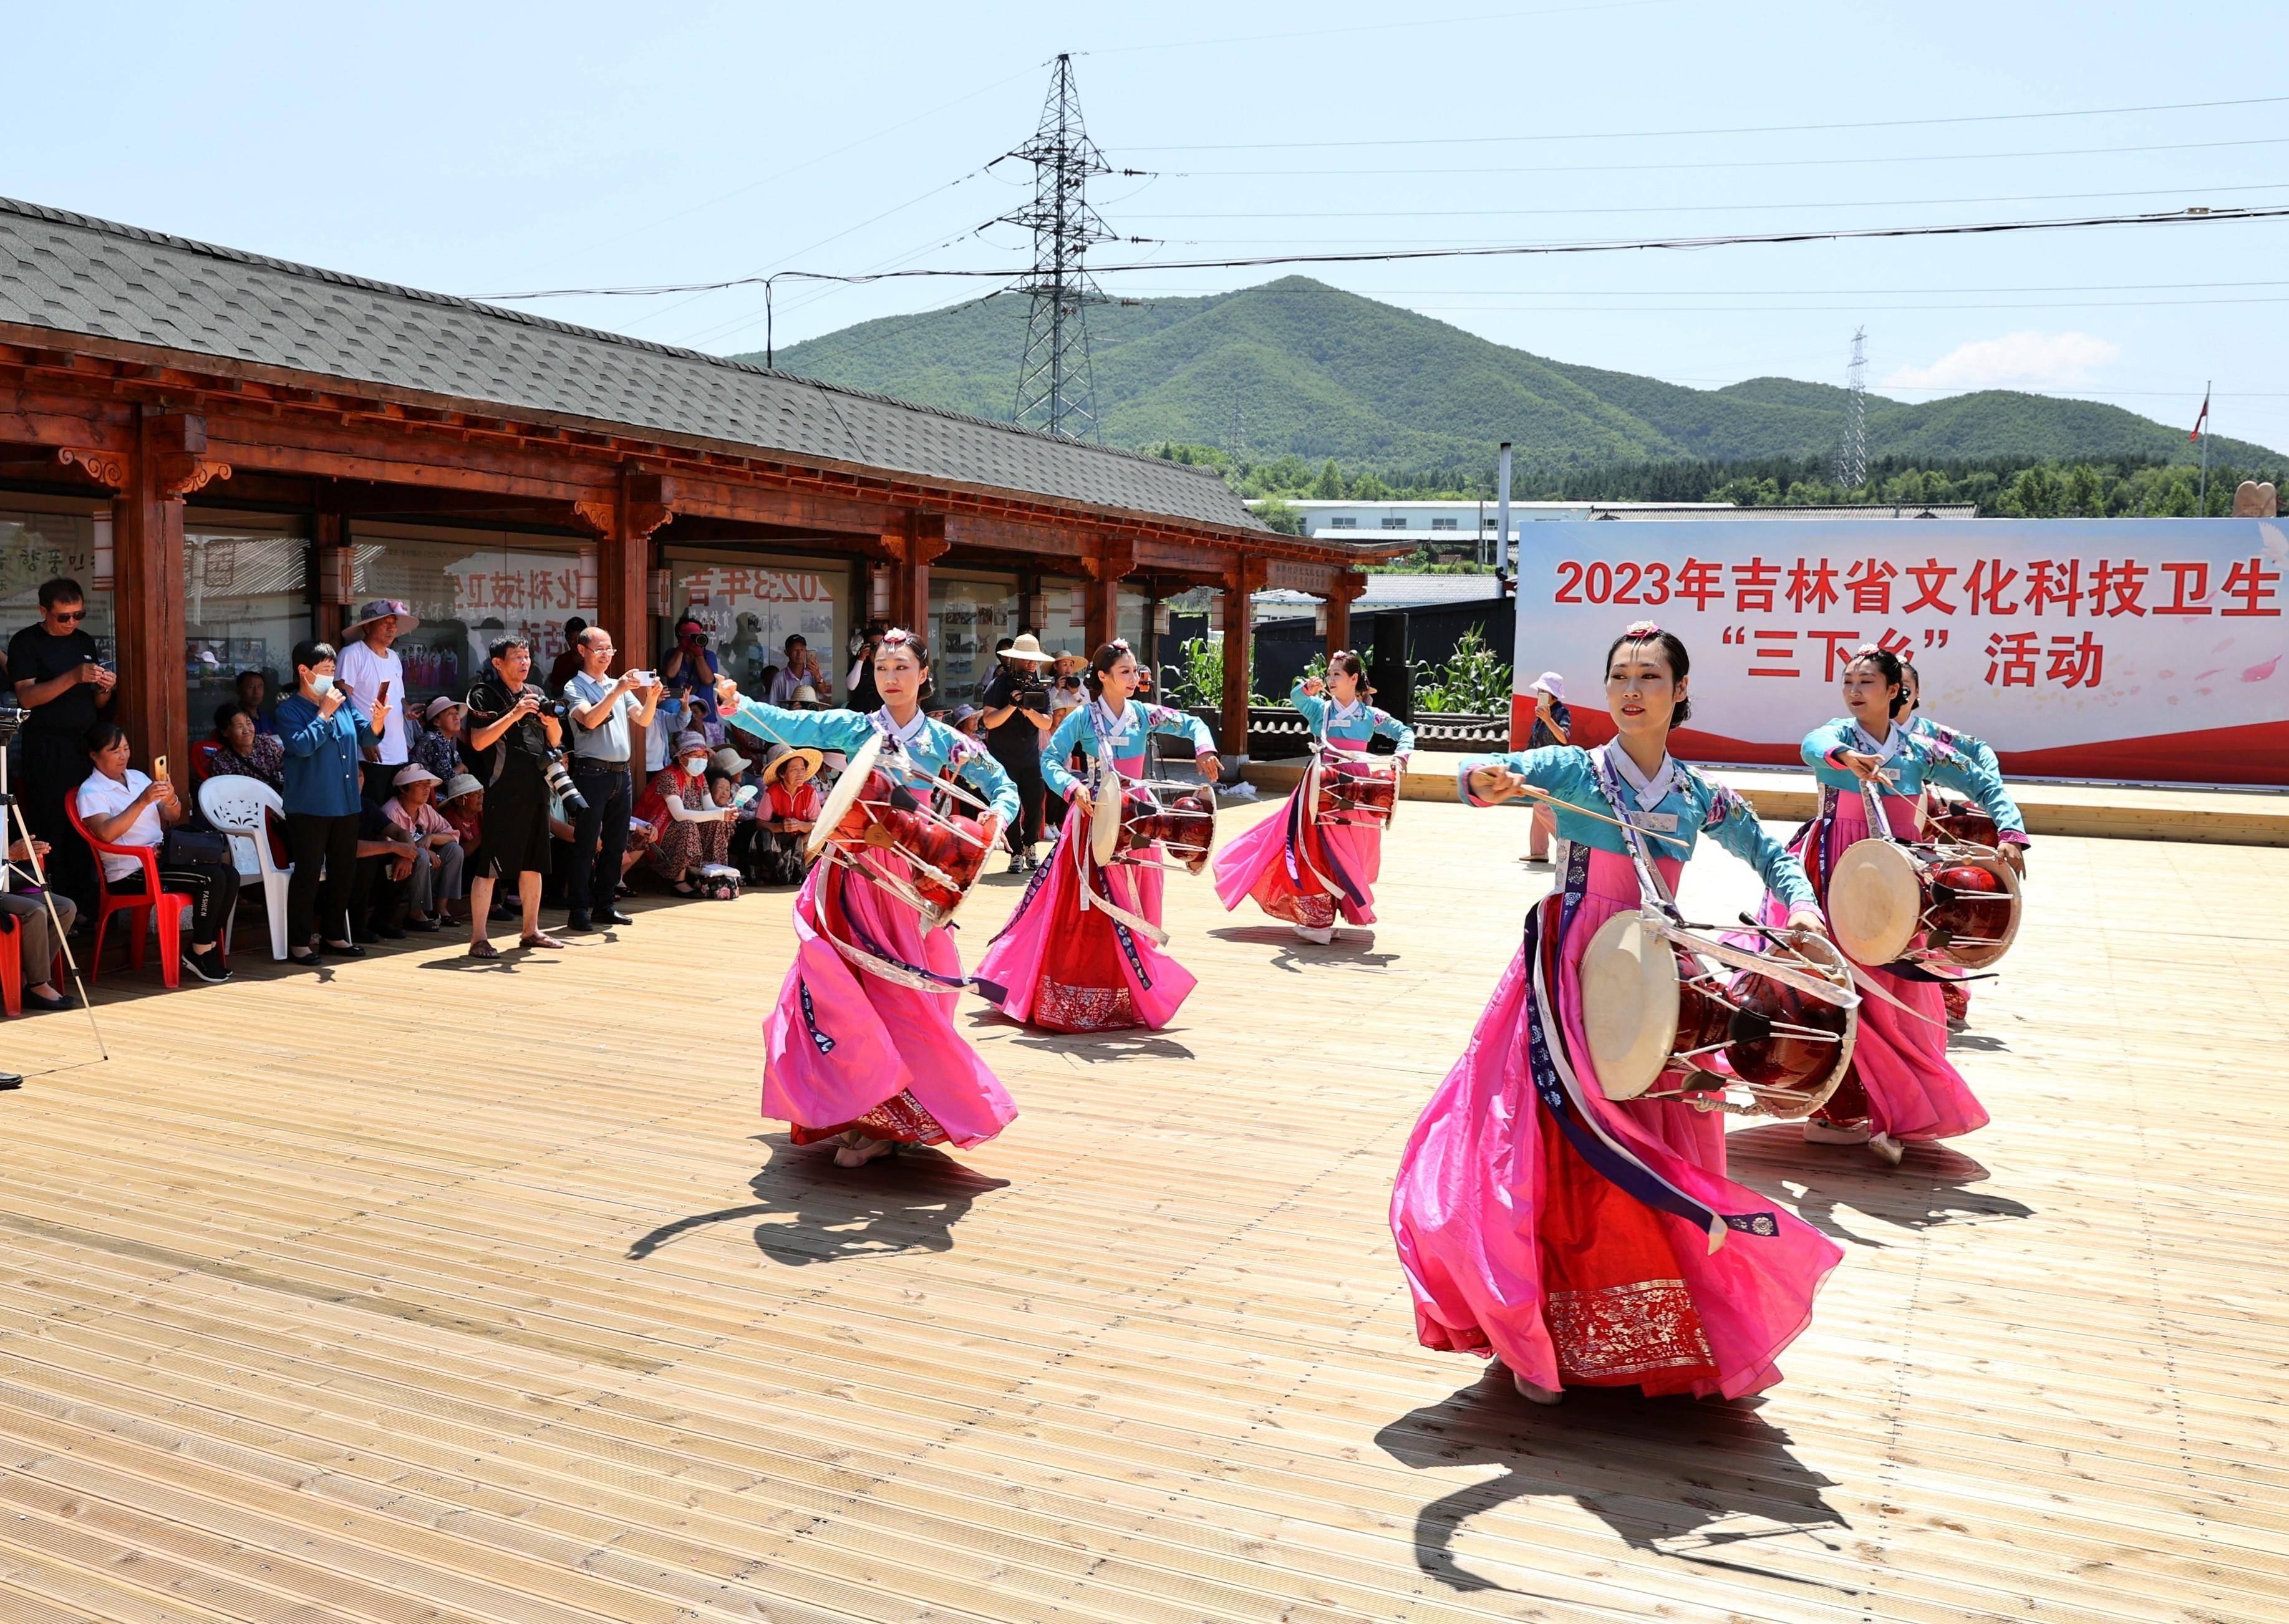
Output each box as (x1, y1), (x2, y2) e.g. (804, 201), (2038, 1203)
(0, 195), (1394, 773)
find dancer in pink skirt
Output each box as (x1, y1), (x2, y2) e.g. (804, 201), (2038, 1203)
(977, 640), (1220, 1033)
(1391, 622), (1844, 1405)
(1776, 644), (2026, 1164)
(1214, 651), (1411, 944)
(715, 631), (1019, 1169)
(1897, 652), (2020, 1032)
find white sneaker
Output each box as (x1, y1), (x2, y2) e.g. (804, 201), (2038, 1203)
(1290, 922), (1334, 945)
(1868, 1131), (1905, 1166)
(1802, 1118), (1871, 1146)
(1511, 1370), (1564, 1406)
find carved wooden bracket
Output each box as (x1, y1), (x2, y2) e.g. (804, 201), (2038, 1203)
(56, 447), (127, 490)
(569, 499), (615, 536)
(881, 514), (949, 568)
(1325, 570), (1369, 604)
(1083, 538), (1138, 584)
(626, 500), (675, 540)
(1224, 555), (1269, 596)
(156, 456), (231, 500)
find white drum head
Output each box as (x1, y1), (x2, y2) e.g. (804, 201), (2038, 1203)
(1829, 839), (1922, 965)
(1580, 911), (1682, 1101)
(1089, 765), (1124, 865)
(806, 730), (883, 859)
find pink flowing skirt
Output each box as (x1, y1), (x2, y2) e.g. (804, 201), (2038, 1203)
(763, 852), (1018, 1149)
(975, 800), (1197, 1032)
(1212, 778), (1382, 928)
(1391, 849), (1841, 1399)
(1767, 795), (1990, 1143)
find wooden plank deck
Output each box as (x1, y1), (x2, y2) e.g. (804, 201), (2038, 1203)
(1, 800), (2283, 1624)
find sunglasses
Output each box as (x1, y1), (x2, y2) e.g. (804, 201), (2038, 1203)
(52, 609), (87, 623)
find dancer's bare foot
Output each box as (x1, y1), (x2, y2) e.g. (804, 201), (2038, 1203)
(833, 1134), (896, 1169)
(1511, 1370), (1564, 1405)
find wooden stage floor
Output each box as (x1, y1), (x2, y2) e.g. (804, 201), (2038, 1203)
(1, 800), (2282, 1623)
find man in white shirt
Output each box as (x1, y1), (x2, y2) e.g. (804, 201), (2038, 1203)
(765, 634), (829, 706)
(338, 599), (417, 799)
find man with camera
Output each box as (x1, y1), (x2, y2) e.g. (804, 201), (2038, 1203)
(979, 632), (1057, 872)
(7, 577), (115, 916)
(562, 626), (661, 932)
(462, 635), (564, 958)
(765, 633), (828, 706)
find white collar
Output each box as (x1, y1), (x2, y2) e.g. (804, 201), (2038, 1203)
(874, 706), (930, 747)
(1091, 697), (1136, 735)
(1327, 695), (1368, 723)
(1602, 740), (1678, 811)
(1852, 720), (1905, 764)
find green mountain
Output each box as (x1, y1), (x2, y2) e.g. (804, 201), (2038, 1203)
(750, 276), (2280, 469)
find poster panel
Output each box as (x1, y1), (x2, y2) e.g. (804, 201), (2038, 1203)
(1511, 518), (2287, 785)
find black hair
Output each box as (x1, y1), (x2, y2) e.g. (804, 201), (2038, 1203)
(1845, 645), (1911, 718)
(1897, 652), (1922, 712)
(1328, 650), (1373, 698)
(1602, 626), (1695, 727)
(83, 720), (127, 759)
(564, 616), (588, 638)
(234, 668), (267, 692)
(38, 578), (85, 610)
(994, 636), (1015, 655)
(213, 702), (248, 735)
(870, 628), (934, 702)
(291, 639), (337, 678)
(488, 634), (531, 665)
(1085, 640), (1139, 702)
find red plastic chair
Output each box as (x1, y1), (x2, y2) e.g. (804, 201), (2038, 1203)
(0, 912), (65, 1017)
(67, 789), (188, 987)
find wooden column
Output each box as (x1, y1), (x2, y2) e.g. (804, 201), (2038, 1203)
(1082, 534), (1135, 655)
(1324, 571), (1366, 660)
(313, 507), (349, 645)
(115, 412), (228, 778)
(881, 513), (947, 633)
(1219, 556), (1264, 765)
(583, 470), (675, 676)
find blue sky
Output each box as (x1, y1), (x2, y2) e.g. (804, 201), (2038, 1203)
(10, 1), (2285, 453)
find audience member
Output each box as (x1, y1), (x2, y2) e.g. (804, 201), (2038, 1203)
(349, 798), (417, 941)
(755, 744), (824, 886)
(337, 599), (416, 802)
(235, 669), (278, 735)
(382, 765), (463, 929)
(561, 626), (661, 932)
(544, 616), (588, 695)
(206, 703), (284, 791)
(439, 773), (485, 856)
(637, 730), (733, 894)
(276, 638), (382, 966)
(463, 635), (563, 957)
(767, 634), (828, 705)
(9, 577), (115, 914)
(413, 696), (465, 783)
(1, 833), (77, 1010)
(75, 722), (235, 984)
(845, 620), (888, 712)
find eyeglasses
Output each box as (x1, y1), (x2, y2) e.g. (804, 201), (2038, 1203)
(51, 609), (86, 623)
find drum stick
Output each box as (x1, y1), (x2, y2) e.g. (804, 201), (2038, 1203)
(1496, 778), (1693, 851)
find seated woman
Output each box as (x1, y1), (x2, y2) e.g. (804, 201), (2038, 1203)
(76, 723), (236, 984)
(637, 730), (735, 894)
(2, 834), (78, 1010)
(751, 743), (824, 886)
(206, 702), (285, 792)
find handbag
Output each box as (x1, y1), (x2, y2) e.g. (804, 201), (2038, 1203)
(162, 827), (233, 868)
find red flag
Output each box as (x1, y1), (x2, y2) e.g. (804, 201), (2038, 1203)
(2190, 389), (2210, 442)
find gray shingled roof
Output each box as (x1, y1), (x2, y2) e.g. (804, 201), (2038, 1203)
(0, 195), (1269, 535)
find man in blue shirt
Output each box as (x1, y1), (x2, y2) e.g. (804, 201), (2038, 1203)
(562, 626), (662, 932)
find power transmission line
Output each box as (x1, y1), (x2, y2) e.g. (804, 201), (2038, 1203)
(1837, 328), (1870, 490)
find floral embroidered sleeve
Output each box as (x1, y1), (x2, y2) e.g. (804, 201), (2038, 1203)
(1143, 702), (1217, 757)
(1040, 705), (1091, 800)
(1802, 718), (1859, 771)
(1699, 779), (1818, 912)
(1920, 738), (2028, 843)
(946, 731), (1022, 826)
(1372, 707), (1415, 756)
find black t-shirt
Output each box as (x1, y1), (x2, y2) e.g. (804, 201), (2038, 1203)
(465, 677), (550, 786)
(6, 624), (107, 735)
(979, 664), (1048, 764)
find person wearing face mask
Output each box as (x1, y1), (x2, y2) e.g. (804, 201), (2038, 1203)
(276, 638), (387, 965)
(636, 730), (735, 895)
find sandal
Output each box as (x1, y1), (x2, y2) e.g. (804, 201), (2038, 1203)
(521, 931), (567, 949)
(671, 879), (700, 897)
(467, 939), (500, 960)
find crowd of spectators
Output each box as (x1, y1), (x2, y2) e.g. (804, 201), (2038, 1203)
(2, 584), (1110, 1007)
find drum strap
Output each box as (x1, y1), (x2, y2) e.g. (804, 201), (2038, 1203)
(1589, 751), (1683, 921)
(1285, 770), (1367, 910)
(816, 862), (1008, 1002)
(1522, 848), (1778, 1254)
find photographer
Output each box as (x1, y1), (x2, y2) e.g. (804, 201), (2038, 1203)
(463, 636), (564, 959)
(561, 626), (661, 932)
(8, 576), (115, 914)
(844, 619), (888, 712)
(979, 632), (1055, 872)
(661, 614), (722, 713)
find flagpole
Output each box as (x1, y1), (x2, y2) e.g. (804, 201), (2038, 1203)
(2199, 378), (2212, 514)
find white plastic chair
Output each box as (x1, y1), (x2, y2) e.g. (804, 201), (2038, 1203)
(198, 775), (294, 960)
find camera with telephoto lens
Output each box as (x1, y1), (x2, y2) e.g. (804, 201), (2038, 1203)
(543, 751), (589, 816)
(0, 703), (27, 741)
(1011, 676), (1051, 715)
